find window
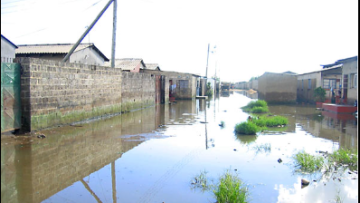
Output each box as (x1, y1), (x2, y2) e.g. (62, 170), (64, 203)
(323, 79), (337, 89)
(301, 79), (304, 89)
(308, 79), (311, 89)
(351, 73), (357, 88)
(179, 80), (189, 89)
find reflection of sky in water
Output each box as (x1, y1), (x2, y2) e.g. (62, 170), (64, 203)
(29, 93), (359, 202)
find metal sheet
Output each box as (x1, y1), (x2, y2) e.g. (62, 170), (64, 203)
(1, 63), (21, 133)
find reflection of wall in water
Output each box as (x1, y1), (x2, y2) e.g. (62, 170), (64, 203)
(121, 107), (157, 135)
(269, 104), (357, 150)
(1, 145), (18, 203)
(168, 100), (196, 122)
(199, 99), (206, 112)
(4, 111), (151, 203)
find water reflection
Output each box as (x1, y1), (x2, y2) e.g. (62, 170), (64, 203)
(1, 92), (358, 203)
(267, 104), (358, 151)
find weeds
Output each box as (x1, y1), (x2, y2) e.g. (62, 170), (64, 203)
(251, 116), (288, 127)
(190, 169), (249, 203)
(235, 122), (260, 135)
(214, 170), (249, 203)
(328, 148), (358, 168)
(241, 100), (269, 113)
(191, 170), (211, 192)
(293, 151), (324, 172)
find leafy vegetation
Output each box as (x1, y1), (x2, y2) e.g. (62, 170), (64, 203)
(235, 122), (260, 135)
(241, 100), (268, 113)
(293, 151), (324, 172)
(329, 148), (357, 168)
(251, 116), (288, 127)
(214, 170), (249, 203)
(313, 86), (326, 102)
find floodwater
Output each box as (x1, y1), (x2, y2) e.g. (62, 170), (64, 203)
(1, 91), (358, 203)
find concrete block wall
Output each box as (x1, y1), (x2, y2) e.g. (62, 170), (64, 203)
(258, 72), (297, 104)
(121, 72), (156, 112)
(15, 58), (122, 131)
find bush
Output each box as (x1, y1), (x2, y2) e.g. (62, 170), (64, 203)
(313, 87), (326, 102)
(235, 122), (259, 135)
(214, 170), (249, 203)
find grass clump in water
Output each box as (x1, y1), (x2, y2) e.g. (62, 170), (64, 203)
(241, 100), (268, 113)
(191, 170), (211, 192)
(235, 122), (260, 135)
(293, 151), (324, 172)
(252, 116), (288, 127)
(214, 170), (249, 203)
(329, 148), (358, 168)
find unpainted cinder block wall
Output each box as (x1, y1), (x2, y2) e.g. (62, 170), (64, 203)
(258, 73), (297, 104)
(121, 72), (156, 112)
(15, 57), (122, 131)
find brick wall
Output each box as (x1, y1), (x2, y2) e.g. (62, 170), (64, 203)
(121, 72), (156, 112)
(15, 58), (122, 131)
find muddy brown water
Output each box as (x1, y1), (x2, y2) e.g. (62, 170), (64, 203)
(1, 92), (358, 203)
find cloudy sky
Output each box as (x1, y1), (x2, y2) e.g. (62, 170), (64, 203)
(1, 0), (358, 82)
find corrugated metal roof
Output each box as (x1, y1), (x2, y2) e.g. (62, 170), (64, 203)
(104, 58), (146, 70)
(145, 63), (160, 70)
(15, 43), (109, 61)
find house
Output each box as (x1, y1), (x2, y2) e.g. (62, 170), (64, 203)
(144, 63), (161, 71)
(15, 43), (109, 66)
(296, 56), (357, 104)
(105, 58), (146, 72)
(338, 56), (357, 105)
(1, 34), (18, 63)
(258, 71), (297, 103)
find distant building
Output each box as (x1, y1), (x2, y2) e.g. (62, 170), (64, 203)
(258, 72), (297, 103)
(297, 56), (357, 104)
(15, 43), (109, 66)
(1, 34), (18, 63)
(144, 63), (161, 71)
(105, 58), (146, 73)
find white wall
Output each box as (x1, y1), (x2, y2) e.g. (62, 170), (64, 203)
(1, 37), (16, 63)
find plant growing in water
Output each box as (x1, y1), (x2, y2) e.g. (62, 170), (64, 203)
(241, 100), (269, 113)
(293, 151), (324, 172)
(235, 122), (260, 135)
(191, 170), (211, 192)
(213, 170), (249, 203)
(251, 116), (288, 127)
(329, 148), (358, 170)
(313, 86), (326, 102)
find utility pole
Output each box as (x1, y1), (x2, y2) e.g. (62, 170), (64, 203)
(111, 0), (117, 68)
(62, 0), (115, 63)
(205, 43), (210, 79)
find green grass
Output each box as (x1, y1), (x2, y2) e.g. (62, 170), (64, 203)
(235, 122), (260, 135)
(241, 100), (268, 113)
(293, 151), (324, 172)
(329, 148), (357, 168)
(214, 170), (249, 203)
(250, 106), (269, 113)
(251, 116), (288, 127)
